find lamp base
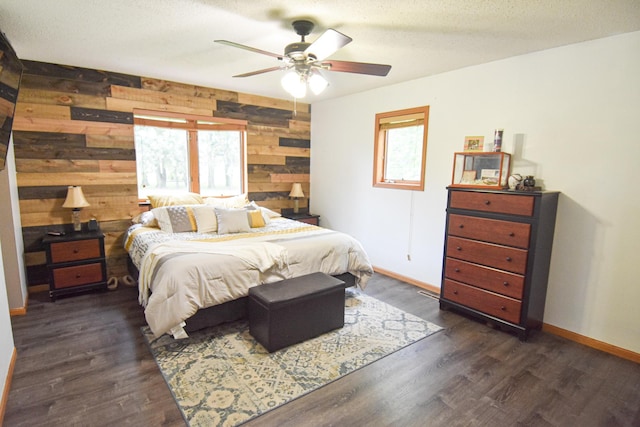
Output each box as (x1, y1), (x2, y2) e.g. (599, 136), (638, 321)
(293, 199), (300, 214)
(72, 209), (82, 232)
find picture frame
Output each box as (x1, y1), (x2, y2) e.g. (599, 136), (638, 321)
(464, 136), (484, 152)
(480, 168), (500, 185)
(461, 170), (477, 184)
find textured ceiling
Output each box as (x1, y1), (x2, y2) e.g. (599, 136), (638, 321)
(1, 0), (639, 102)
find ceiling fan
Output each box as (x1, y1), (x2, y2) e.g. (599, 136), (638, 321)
(215, 20), (391, 98)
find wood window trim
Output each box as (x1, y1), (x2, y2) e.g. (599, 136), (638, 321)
(373, 105), (429, 191)
(133, 109), (248, 200)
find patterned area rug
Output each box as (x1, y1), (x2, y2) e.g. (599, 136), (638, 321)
(143, 289), (443, 426)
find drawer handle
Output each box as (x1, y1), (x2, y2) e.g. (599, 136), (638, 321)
(500, 306), (506, 311)
(75, 274), (81, 279)
(73, 249), (79, 254)
(454, 268), (460, 273)
(503, 281), (509, 287)
(484, 200), (491, 205)
(456, 246), (462, 251)
(506, 256), (512, 262)
(509, 232), (515, 237)
(458, 224), (464, 229)
(453, 290), (458, 295)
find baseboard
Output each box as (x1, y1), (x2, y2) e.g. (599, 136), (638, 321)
(9, 307), (26, 317)
(543, 324), (640, 364)
(372, 266), (441, 295)
(9, 294), (29, 317)
(0, 347), (17, 425)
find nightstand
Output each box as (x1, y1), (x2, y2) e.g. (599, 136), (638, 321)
(43, 228), (107, 300)
(284, 213), (320, 226)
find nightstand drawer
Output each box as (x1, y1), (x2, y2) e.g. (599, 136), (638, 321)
(296, 217), (319, 225)
(450, 191), (534, 216)
(52, 263), (104, 289)
(446, 236), (528, 274)
(50, 239), (102, 263)
(443, 279), (522, 324)
(448, 214), (531, 248)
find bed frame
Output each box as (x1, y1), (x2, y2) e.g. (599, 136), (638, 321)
(127, 257), (356, 332)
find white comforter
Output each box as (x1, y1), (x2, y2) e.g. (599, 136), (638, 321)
(125, 218), (373, 338)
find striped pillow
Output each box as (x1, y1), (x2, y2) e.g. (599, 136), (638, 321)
(152, 205), (197, 233)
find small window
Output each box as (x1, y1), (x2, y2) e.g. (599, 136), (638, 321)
(133, 110), (247, 200)
(373, 106), (429, 191)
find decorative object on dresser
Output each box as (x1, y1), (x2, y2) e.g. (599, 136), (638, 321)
(451, 151), (511, 189)
(508, 173), (523, 190)
(289, 182), (305, 213)
(463, 136), (484, 152)
(43, 227), (107, 300)
(440, 188), (559, 340)
(62, 185), (90, 232)
(283, 212), (320, 225)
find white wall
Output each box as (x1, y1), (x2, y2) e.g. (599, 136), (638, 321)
(0, 140), (28, 309)
(0, 239), (16, 406)
(311, 31), (640, 353)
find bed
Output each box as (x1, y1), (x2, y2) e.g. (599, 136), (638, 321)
(124, 197), (373, 339)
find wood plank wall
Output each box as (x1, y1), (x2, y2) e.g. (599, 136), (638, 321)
(13, 61), (311, 287)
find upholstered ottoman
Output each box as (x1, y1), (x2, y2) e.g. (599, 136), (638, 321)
(248, 272), (345, 352)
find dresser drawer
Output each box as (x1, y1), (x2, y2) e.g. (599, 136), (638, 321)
(52, 262), (104, 289)
(444, 258), (524, 299)
(50, 239), (102, 263)
(450, 191), (534, 216)
(448, 214), (531, 248)
(443, 279), (522, 324)
(446, 236), (528, 274)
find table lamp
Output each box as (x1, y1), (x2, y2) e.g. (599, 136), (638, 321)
(62, 186), (90, 232)
(289, 183), (305, 214)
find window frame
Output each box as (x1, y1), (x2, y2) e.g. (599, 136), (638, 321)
(373, 105), (429, 191)
(133, 109), (248, 201)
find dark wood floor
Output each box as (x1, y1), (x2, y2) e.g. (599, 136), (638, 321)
(5, 274), (640, 427)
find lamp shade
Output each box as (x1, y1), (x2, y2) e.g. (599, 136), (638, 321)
(289, 183), (305, 198)
(62, 186), (90, 209)
(281, 71), (307, 98)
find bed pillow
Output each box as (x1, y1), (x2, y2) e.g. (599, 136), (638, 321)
(204, 193), (249, 209)
(246, 209), (266, 228)
(131, 210), (158, 228)
(148, 192), (204, 208)
(249, 201), (281, 219)
(152, 205), (198, 233)
(192, 205), (218, 233)
(247, 202), (282, 224)
(215, 207), (251, 234)
(246, 201), (272, 225)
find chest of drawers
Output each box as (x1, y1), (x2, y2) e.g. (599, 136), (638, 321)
(43, 229), (107, 300)
(440, 188), (559, 340)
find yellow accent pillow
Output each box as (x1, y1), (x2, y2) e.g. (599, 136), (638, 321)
(247, 210), (266, 228)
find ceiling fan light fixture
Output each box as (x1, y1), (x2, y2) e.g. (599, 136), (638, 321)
(308, 71), (329, 95)
(281, 70), (307, 98)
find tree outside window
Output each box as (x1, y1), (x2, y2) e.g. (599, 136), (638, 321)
(133, 110), (246, 200)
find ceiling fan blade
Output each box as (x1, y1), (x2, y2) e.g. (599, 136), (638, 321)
(321, 60), (391, 76)
(233, 66), (284, 78)
(305, 29), (352, 61)
(215, 40), (283, 60)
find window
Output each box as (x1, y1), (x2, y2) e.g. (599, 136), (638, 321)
(133, 110), (247, 200)
(373, 106), (429, 191)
